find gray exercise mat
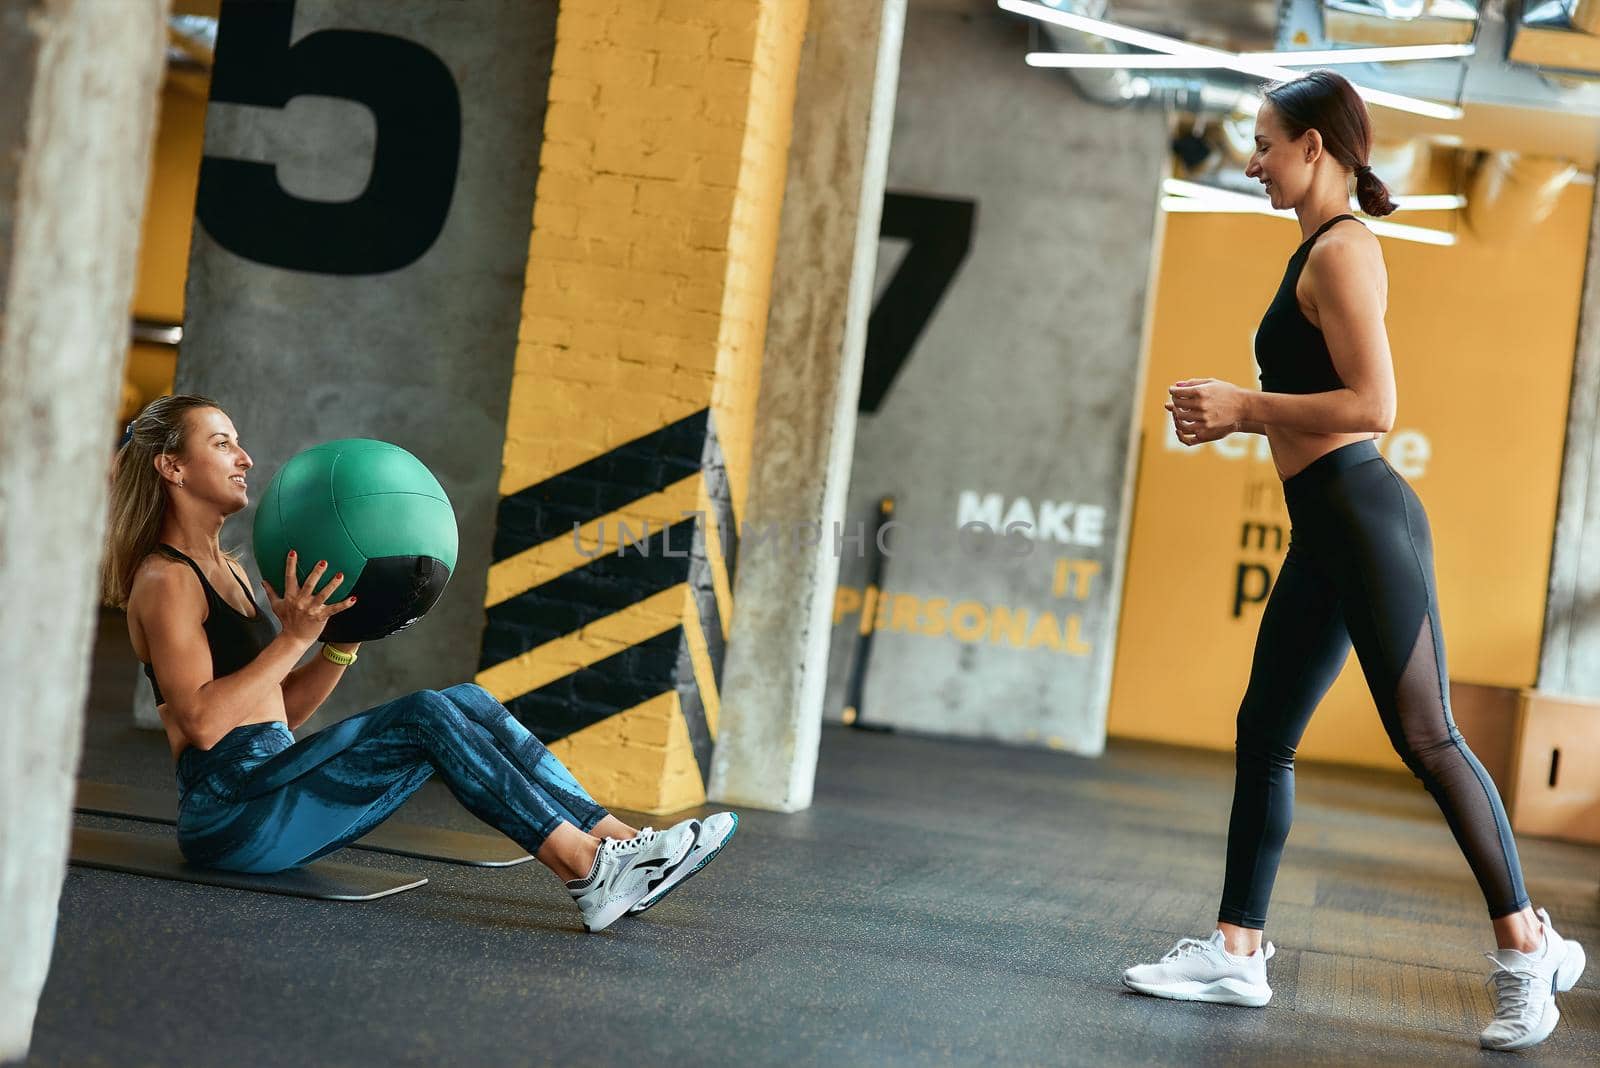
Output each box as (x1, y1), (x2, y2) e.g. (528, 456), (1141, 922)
(69, 827), (427, 902)
(74, 780), (533, 867)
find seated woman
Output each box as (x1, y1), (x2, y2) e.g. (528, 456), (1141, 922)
(102, 394), (736, 933)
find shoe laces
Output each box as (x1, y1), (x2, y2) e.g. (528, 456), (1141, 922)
(1484, 956), (1540, 1018)
(1162, 937), (1218, 963)
(602, 828), (658, 855)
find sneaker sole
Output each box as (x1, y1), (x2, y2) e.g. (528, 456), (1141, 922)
(1122, 976), (1271, 1007)
(1482, 1000), (1560, 1051)
(629, 813), (738, 915)
(583, 894), (643, 934)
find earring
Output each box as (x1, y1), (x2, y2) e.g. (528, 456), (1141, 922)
(179, 480), (185, 488)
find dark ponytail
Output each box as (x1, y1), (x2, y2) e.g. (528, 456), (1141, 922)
(1266, 69), (1397, 218)
(1353, 165), (1395, 218)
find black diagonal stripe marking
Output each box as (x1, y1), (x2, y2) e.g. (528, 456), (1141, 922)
(492, 408), (709, 563)
(702, 411), (738, 579)
(687, 513), (725, 688)
(480, 518), (697, 670)
(505, 628), (682, 744)
(675, 629), (714, 782)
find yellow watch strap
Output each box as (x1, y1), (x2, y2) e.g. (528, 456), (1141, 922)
(321, 643), (357, 667)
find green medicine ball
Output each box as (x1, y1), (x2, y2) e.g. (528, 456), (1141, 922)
(253, 439), (458, 642)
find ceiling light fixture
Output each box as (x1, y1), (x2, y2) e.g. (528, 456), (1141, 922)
(1000, 0), (1464, 121)
(1163, 179), (1465, 213)
(1245, 44), (1474, 65)
(1026, 43), (1475, 70)
(1159, 184), (1458, 246)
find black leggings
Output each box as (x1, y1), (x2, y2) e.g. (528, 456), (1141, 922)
(1218, 439), (1530, 930)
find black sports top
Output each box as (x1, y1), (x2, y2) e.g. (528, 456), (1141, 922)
(1255, 213), (1362, 395)
(142, 544), (277, 707)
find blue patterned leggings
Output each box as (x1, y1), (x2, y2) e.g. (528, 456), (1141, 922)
(174, 683), (609, 873)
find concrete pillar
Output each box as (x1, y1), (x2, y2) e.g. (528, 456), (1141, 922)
(480, 0), (810, 814)
(1539, 173), (1600, 696)
(707, 0), (908, 811)
(0, 0), (169, 1058)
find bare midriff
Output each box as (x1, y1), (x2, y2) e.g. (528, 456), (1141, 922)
(128, 622), (289, 762)
(1267, 424), (1382, 482)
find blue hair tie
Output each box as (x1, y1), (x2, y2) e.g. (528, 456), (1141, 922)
(119, 420), (135, 448)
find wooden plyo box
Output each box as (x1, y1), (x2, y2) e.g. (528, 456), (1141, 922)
(1448, 680), (1520, 797)
(1507, 690), (1600, 846)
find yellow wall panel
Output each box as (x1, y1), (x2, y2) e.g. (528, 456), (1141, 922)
(1109, 189), (1592, 770)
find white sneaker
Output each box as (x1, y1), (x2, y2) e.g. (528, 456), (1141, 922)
(1122, 930), (1276, 1007)
(628, 811), (738, 915)
(566, 822), (699, 933)
(1480, 907), (1588, 1051)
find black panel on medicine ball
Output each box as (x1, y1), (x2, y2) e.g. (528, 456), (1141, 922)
(321, 556), (452, 643)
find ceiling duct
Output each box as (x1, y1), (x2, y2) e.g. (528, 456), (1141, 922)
(1465, 151), (1578, 240)
(1029, 0), (1263, 116)
(1322, 1), (1480, 45)
(1022, 1), (1482, 120)
(1018, 2), (1600, 120)
(1023, 1), (1434, 193)
(1015, 0), (1600, 204)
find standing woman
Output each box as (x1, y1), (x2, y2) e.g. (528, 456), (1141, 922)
(103, 393), (737, 933)
(1119, 71), (1585, 1051)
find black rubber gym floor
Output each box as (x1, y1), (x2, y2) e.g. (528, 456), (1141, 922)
(20, 612), (1600, 1066)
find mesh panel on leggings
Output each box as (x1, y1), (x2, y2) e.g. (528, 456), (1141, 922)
(1393, 611), (1452, 754)
(1390, 611), (1528, 916)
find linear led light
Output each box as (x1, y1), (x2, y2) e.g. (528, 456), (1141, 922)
(1000, 0), (1463, 121)
(1379, 193), (1467, 211)
(1162, 179), (1465, 213)
(1158, 195), (1457, 246)
(1026, 43), (1475, 70)
(1028, 53), (1240, 69)
(1161, 198), (1273, 213)
(1030, 42), (1465, 69)
(1161, 181), (1459, 245)
(1246, 44), (1474, 65)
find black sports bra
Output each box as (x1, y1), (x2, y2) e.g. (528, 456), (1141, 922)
(142, 544), (277, 707)
(1254, 213), (1362, 396)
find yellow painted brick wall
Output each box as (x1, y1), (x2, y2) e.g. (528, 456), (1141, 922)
(504, 0), (795, 499)
(490, 0), (810, 813)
